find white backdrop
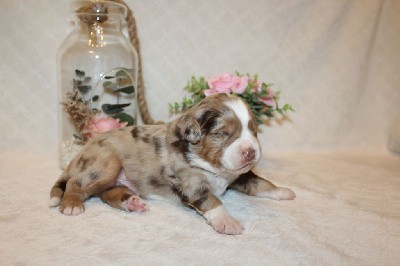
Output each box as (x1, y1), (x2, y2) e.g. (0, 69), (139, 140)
(0, 0), (399, 155)
(1, 2), (400, 265)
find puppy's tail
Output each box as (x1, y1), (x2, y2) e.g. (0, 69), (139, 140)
(49, 167), (71, 207)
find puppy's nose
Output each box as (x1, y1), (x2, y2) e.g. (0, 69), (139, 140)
(242, 148), (256, 162)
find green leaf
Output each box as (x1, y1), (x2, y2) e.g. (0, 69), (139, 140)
(283, 104), (289, 111)
(102, 103), (131, 115)
(168, 103), (174, 112)
(78, 85), (91, 94)
(75, 69), (85, 77)
(113, 112), (135, 126)
(262, 82), (267, 91)
(283, 104), (295, 112)
(246, 86), (252, 94)
(252, 105), (263, 110)
(83, 76), (91, 83)
(103, 81), (118, 91)
(116, 85), (135, 94)
(116, 69), (130, 77)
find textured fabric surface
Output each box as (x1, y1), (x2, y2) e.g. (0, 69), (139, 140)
(0, 152), (399, 265)
(1, 0), (400, 265)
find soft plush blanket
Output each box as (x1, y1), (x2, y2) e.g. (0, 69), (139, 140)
(1, 152), (399, 265)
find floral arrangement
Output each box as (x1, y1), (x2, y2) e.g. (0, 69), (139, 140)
(63, 71), (293, 142)
(169, 72), (293, 125)
(62, 69), (135, 143)
(60, 69), (134, 167)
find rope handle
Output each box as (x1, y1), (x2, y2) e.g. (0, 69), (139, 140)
(110, 0), (159, 124)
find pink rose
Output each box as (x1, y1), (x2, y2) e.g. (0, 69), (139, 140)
(259, 87), (276, 107)
(83, 116), (128, 140)
(204, 73), (248, 96)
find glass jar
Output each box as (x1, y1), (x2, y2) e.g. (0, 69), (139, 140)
(57, 0), (138, 169)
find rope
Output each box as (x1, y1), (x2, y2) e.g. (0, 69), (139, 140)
(109, 0), (158, 124)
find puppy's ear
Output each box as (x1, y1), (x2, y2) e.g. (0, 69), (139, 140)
(174, 115), (201, 144)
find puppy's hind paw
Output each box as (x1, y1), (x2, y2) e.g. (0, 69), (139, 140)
(256, 187), (296, 201)
(60, 205), (85, 216)
(59, 198), (85, 216)
(122, 195), (148, 213)
(275, 187), (296, 200)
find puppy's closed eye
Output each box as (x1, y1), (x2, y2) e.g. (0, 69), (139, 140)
(210, 132), (229, 139)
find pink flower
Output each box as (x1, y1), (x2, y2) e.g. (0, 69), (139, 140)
(259, 87), (276, 107)
(255, 81), (276, 107)
(260, 96), (276, 107)
(204, 73), (248, 96)
(83, 116), (128, 140)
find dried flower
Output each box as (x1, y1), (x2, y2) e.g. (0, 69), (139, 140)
(61, 86), (99, 141)
(61, 68), (135, 143)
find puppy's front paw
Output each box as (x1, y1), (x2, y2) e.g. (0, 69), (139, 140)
(210, 215), (244, 235)
(204, 206), (244, 235)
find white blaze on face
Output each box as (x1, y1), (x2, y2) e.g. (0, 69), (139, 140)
(222, 99), (261, 172)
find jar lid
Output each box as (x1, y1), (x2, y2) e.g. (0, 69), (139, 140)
(72, 0), (127, 24)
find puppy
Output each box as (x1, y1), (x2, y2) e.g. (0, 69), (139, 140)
(50, 94), (295, 235)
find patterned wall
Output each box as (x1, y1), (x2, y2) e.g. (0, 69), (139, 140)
(0, 0), (399, 154)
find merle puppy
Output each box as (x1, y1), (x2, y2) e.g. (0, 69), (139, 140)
(50, 94), (295, 235)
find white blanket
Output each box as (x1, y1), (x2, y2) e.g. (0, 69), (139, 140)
(1, 152), (399, 265)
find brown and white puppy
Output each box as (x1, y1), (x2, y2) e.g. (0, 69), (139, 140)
(50, 94), (295, 235)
